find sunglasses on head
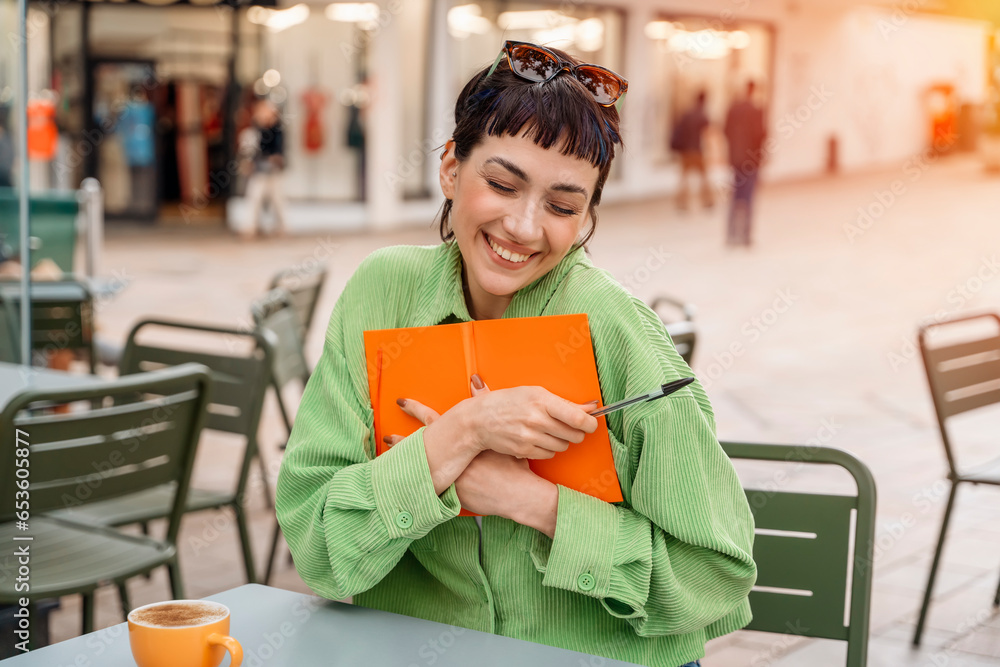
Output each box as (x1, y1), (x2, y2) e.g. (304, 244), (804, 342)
(486, 40), (629, 110)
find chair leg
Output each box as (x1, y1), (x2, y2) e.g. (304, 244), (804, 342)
(913, 481), (959, 646)
(265, 517), (283, 585)
(82, 592), (95, 635)
(167, 559), (185, 600)
(256, 453), (274, 510)
(117, 580), (132, 619)
(234, 504), (258, 584)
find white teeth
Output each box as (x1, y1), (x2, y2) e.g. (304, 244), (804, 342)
(488, 235), (531, 263)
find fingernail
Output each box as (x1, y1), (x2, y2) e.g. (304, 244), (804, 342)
(383, 436), (392, 445)
(396, 398), (407, 408)
(471, 374), (484, 390)
(584, 400), (599, 407)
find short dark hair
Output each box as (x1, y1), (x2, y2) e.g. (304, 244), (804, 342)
(438, 46), (624, 249)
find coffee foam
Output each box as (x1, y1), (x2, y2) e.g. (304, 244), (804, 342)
(130, 601), (228, 628)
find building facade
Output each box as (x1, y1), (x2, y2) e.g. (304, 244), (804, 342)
(14, 0), (993, 232)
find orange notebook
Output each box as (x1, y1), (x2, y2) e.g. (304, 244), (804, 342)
(363, 314), (624, 512)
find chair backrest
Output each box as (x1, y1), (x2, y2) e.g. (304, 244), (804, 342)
(721, 441), (876, 667)
(0, 188), (80, 273)
(251, 288), (310, 390)
(649, 295), (697, 365)
(918, 312), (1000, 475)
(119, 318), (273, 496)
(0, 364), (211, 546)
(0, 280), (95, 371)
(268, 263), (327, 345)
(0, 295), (20, 363)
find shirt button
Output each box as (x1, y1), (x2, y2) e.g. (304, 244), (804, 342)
(577, 573), (596, 592)
(395, 511), (413, 529)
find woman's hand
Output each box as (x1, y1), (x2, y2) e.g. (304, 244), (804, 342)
(386, 374), (597, 499)
(456, 375), (599, 460)
(389, 377), (598, 460)
(384, 374), (493, 495)
(454, 450), (558, 537)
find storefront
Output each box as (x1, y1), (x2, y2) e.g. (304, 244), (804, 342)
(12, 0), (992, 233)
(26, 0), (272, 223)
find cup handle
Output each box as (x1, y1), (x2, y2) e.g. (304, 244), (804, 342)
(208, 633), (243, 667)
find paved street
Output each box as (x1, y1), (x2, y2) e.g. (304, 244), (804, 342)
(42, 152), (1000, 665)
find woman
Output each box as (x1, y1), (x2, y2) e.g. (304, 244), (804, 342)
(276, 41), (756, 667)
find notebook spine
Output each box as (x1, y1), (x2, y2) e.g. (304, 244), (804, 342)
(461, 323), (478, 395)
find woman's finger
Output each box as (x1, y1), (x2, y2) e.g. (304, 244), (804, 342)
(395, 398), (441, 426)
(470, 373), (491, 397)
(546, 399), (599, 435)
(383, 434), (404, 447)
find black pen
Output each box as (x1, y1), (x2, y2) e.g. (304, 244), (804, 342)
(589, 377), (695, 417)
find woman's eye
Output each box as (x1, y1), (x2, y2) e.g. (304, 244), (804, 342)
(550, 204), (578, 217)
(487, 180), (515, 194)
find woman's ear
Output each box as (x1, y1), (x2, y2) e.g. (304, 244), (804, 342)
(439, 139), (459, 199)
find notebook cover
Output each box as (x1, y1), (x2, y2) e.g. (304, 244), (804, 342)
(363, 314), (624, 514)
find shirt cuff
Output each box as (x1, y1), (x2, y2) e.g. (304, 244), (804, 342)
(541, 486), (617, 596)
(531, 486), (650, 619)
(369, 428), (461, 540)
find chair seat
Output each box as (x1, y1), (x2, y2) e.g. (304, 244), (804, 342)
(0, 517), (175, 601)
(49, 484), (235, 527)
(957, 456), (1000, 485)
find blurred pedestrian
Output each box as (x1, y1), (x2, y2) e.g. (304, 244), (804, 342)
(0, 106), (13, 188)
(671, 90), (712, 211)
(120, 85), (157, 215)
(724, 81), (767, 246)
(239, 99), (287, 239)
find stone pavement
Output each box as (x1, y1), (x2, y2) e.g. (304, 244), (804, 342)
(41, 153), (1000, 665)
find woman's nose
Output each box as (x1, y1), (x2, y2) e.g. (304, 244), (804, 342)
(502, 198), (542, 243)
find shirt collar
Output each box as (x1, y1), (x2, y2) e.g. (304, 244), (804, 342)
(416, 242), (590, 326)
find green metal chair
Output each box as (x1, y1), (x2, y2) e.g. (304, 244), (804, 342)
(649, 295), (697, 365)
(0, 295), (19, 363)
(0, 188), (79, 274)
(721, 441), (877, 667)
(51, 318), (275, 584)
(912, 312), (1000, 645)
(0, 364), (211, 638)
(268, 263), (327, 346)
(0, 280), (96, 372)
(251, 288), (311, 583)
(252, 288), (311, 445)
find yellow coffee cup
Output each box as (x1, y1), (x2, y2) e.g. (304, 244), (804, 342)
(128, 599), (242, 667)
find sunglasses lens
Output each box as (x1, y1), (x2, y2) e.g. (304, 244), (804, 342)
(508, 45), (560, 82)
(576, 66), (624, 105)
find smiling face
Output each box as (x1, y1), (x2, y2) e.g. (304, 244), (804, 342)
(440, 130), (599, 321)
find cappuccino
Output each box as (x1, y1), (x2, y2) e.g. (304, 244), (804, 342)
(130, 602), (228, 628)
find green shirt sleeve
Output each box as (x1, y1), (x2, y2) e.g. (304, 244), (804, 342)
(527, 281), (757, 636)
(275, 259), (461, 601)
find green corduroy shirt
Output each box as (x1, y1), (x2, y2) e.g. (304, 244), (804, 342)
(275, 242), (756, 667)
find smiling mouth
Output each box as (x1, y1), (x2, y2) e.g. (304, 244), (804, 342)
(484, 232), (536, 264)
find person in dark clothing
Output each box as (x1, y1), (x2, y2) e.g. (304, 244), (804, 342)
(723, 81), (767, 246)
(240, 99), (287, 238)
(670, 90), (712, 211)
(0, 107), (14, 188)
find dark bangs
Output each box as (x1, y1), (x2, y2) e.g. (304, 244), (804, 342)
(467, 73), (620, 169)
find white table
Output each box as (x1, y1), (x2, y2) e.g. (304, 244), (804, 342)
(2, 584), (641, 666)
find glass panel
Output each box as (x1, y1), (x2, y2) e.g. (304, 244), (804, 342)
(263, 6), (371, 202)
(0, 0), (27, 364)
(647, 15), (774, 168)
(399, 0), (431, 200)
